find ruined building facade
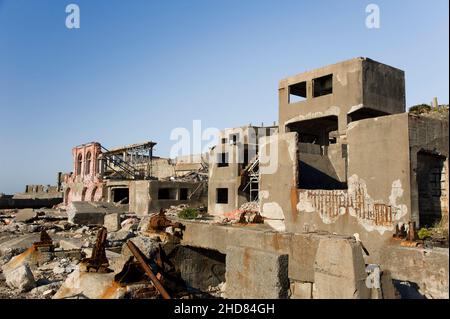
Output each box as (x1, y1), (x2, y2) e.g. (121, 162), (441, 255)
(62, 141), (207, 216)
(255, 57), (448, 260)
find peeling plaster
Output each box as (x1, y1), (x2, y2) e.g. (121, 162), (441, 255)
(261, 202), (285, 220)
(297, 175), (408, 235)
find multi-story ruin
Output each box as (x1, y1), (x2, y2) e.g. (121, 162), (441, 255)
(62, 141), (207, 215)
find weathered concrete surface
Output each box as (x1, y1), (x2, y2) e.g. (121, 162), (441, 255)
(225, 246), (289, 299)
(278, 57), (405, 135)
(259, 132), (297, 233)
(381, 246), (449, 299)
(129, 180), (207, 216)
(67, 202), (106, 225)
(53, 266), (126, 299)
(181, 221), (329, 283)
(104, 213), (121, 232)
(169, 245), (225, 292)
(14, 209), (38, 223)
(0, 233), (40, 256)
(4, 264), (36, 292)
(313, 237), (370, 299)
(290, 281), (313, 299)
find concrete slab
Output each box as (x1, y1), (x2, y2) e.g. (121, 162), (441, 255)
(225, 246), (289, 299)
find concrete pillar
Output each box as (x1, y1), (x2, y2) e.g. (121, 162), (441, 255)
(225, 246), (289, 299)
(313, 236), (370, 299)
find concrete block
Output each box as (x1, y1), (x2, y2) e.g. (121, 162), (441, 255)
(53, 266), (126, 299)
(288, 233), (321, 282)
(15, 209), (37, 223)
(313, 236), (370, 299)
(225, 246), (289, 299)
(67, 202), (105, 226)
(104, 213), (121, 232)
(4, 264), (36, 292)
(290, 281), (313, 299)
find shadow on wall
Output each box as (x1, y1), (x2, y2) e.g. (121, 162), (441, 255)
(393, 280), (425, 299)
(298, 161), (347, 190)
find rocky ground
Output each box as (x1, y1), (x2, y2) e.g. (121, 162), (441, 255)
(0, 206), (225, 299)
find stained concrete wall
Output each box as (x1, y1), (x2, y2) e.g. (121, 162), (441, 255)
(278, 57), (405, 135)
(129, 180), (207, 215)
(208, 125), (278, 216)
(258, 113), (448, 263)
(180, 221), (448, 299)
(259, 132), (298, 232)
(408, 114), (449, 228)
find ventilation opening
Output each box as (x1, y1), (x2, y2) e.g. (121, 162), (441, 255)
(112, 187), (129, 204)
(348, 107), (389, 123)
(217, 153), (229, 167)
(313, 74), (333, 97)
(216, 188), (228, 204)
(179, 188), (189, 200)
(158, 188), (177, 200)
(417, 152), (447, 228)
(289, 81), (307, 103)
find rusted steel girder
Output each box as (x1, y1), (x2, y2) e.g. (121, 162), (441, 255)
(80, 227), (111, 273)
(126, 240), (171, 299)
(148, 209), (184, 233)
(32, 230), (54, 251)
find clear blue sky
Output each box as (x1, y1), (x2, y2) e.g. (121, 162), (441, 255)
(0, 0), (448, 194)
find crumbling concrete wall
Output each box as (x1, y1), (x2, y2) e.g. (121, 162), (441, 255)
(225, 246), (289, 299)
(408, 114), (449, 229)
(278, 57), (405, 135)
(181, 221), (448, 299)
(259, 132), (298, 232)
(129, 180), (207, 215)
(208, 125), (278, 217)
(380, 246), (449, 299)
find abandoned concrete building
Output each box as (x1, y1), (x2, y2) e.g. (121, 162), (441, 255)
(1, 57), (448, 300)
(62, 141), (207, 215)
(208, 124), (278, 216)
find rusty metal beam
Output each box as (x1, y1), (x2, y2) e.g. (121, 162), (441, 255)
(126, 240), (171, 299)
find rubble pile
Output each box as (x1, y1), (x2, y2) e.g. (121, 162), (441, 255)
(0, 206), (219, 299)
(218, 202), (263, 225)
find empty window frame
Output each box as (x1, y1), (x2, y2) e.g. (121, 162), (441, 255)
(229, 133), (240, 145)
(179, 188), (189, 200)
(158, 188), (177, 200)
(217, 153), (229, 167)
(216, 188), (228, 204)
(289, 81), (307, 103)
(76, 154), (83, 175)
(221, 138), (227, 144)
(85, 152), (92, 175)
(313, 74), (333, 97)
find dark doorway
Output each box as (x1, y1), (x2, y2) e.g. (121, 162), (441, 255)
(417, 152), (446, 228)
(112, 187), (129, 204)
(180, 188), (189, 200)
